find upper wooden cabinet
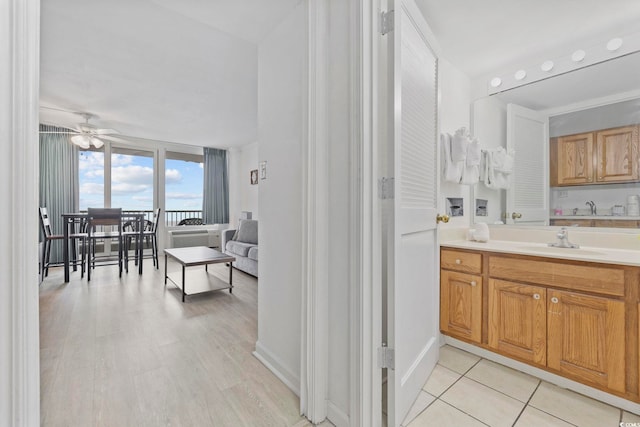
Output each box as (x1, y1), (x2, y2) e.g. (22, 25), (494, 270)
(551, 125), (639, 186)
(595, 125), (639, 183)
(553, 132), (594, 186)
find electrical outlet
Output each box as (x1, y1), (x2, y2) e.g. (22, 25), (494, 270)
(558, 190), (569, 198)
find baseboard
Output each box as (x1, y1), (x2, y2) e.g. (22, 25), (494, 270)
(253, 340), (300, 396)
(327, 401), (350, 427)
(445, 336), (640, 416)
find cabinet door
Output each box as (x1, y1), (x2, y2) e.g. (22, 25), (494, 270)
(595, 125), (639, 183)
(549, 219), (593, 227)
(593, 219), (639, 228)
(440, 270), (482, 343)
(547, 290), (625, 392)
(555, 133), (594, 186)
(488, 279), (546, 365)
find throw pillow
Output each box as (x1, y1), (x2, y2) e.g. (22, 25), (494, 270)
(236, 219), (258, 244)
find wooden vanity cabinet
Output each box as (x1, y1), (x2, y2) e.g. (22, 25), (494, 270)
(440, 247), (637, 400)
(547, 289), (626, 393)
(440, 249), (483, 343)
(550, 125), (639, 187)
(488, 279), (546, 365)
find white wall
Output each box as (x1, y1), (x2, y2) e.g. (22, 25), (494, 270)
(254, 2), (306, 393)
(438, 58), (472, 228)
(228, 142), (259, 227)
(471, 96), (507, 224)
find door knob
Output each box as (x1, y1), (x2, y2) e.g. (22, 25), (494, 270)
(436, 214), (450, 224)
(512, 212), (522, 220)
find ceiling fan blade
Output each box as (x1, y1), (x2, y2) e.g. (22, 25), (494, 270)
(93, 128), (119, 135)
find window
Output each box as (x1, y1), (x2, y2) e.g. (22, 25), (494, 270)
(79, 150), (105, 210)
(111, 147), (154, 211)
(166, 151), (203, 225)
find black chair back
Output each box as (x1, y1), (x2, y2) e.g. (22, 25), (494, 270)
(39, 207), (55, 238)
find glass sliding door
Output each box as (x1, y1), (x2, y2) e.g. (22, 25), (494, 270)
(165, 151), (203, 226)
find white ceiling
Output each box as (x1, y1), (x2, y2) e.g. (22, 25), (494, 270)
(40, 0), (640, 148)
(39, 0), (300, 148)
(415, 0), (640, 78)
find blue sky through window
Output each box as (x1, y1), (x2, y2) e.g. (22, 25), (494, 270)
(79, 150), (203, 211)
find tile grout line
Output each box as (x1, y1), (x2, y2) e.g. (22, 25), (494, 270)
(510, 379), (542, 427)
(437, 398), (492, 426)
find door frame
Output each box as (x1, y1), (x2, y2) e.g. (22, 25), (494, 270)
(2, 0), (41, 425)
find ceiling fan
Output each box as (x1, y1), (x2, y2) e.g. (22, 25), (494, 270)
(67, 112), (119, 149)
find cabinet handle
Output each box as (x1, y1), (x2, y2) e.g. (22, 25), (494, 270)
(533, 293), (540, 300)
(455, 259), (461, 264)
(551, 297), (559, 304)
(470, 281), (477, 287)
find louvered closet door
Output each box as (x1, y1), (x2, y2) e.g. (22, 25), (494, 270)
(506, 104), (549, 224)
(386, 0), (439, 425)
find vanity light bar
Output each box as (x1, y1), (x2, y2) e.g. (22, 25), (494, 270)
(486, 31), (640, 95)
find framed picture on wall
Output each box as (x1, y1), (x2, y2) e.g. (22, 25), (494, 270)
(250, 169), (258, 185)
(259, 161), (267, 180)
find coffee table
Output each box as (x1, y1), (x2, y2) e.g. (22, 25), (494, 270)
(164, 246), (236, 302)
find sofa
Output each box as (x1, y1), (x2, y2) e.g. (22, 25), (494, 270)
(221, 219), (258, 277)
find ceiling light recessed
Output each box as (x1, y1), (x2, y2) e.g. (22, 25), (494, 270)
(607, 37), (623, 51)
(571, 49), (586, 62)
(514, 70), (527, 80)
(541, 60), (554, 72)
(490, 77), (502, 88)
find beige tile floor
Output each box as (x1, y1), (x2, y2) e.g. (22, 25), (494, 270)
(404, 345), (640, 427)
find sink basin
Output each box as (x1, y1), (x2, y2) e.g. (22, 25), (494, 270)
(517, 246), (606, 256)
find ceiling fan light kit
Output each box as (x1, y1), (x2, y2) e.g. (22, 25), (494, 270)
(68, 111), (118, 149)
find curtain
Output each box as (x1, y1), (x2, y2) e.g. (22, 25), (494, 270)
(39, 124), (79, 263)
(202, 147), (229, 224)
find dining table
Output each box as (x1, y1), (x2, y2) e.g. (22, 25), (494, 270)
(61, 212), (146, 283)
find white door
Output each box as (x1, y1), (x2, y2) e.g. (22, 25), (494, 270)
(386, 1), (439, 425)
(506, 104), (549, 224)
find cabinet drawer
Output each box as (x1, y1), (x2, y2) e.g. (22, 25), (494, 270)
(489, 256), (625, 297)
(441, 249), (482, 274)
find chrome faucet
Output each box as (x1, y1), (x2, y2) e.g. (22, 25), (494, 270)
(586, 200), (596, 215)
(549, 227), (579, 249)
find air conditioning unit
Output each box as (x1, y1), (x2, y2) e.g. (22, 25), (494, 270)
(167, 229), (222, 249)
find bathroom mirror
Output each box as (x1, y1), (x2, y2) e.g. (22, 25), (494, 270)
(471, 51), (640, 230)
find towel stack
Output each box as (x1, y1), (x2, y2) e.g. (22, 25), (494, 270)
(480, 147), (514, 190)
(441, 127), (481, 185)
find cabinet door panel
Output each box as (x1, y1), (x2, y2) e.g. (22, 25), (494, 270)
(440, 270), (482, 343)
(547, 290), (625, 392)
(488, 279), (546, 365)
(556, 133), (594, 185)
(596, 126), (639, 183)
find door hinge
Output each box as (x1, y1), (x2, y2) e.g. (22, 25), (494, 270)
(378, 345), (395, 369)
(380, 10), (394, 35)
(378, 177), (395, 200)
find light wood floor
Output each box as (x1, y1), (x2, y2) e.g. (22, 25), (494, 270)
(39, 258), (317, 427)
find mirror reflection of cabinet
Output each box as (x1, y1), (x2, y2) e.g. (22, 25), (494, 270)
(596, 125), (639, 184)
(551, 125), (639, 188)
(551, 133), (594, 186)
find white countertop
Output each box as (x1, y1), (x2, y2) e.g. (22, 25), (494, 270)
(441, 239), (640, 267)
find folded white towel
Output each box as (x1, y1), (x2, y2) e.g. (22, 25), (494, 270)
(451, 132), (469, 163)
(466, 137), (481, 167)
(481, 148), (514, 190)
(441, 133), (463, 183)
(461, 165), (479, 185)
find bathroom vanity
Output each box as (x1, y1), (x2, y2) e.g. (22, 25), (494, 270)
(440, 236), (640, 405)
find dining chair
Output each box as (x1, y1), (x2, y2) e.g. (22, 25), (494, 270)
(39, 207), (87, 278)
(124, 208), (161, 271)
(86, 207), (123, 281)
